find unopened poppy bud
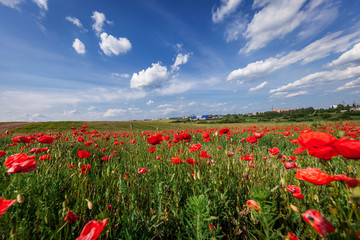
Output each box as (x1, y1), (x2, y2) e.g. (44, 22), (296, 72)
(16, 194), (25, 203)
(78, 162), (83, 168)
(289, 204), (299, 213)
(87, 200), (93, 210)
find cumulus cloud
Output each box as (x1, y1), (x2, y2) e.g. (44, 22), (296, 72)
(0, 0), (23, 9)
(146, 100), (154, 105)
(325, 42), (360, 68)
(334, 78), (360, 92)
(241, 0), (339, 53)
(171, 53), (190, 71)
(32, 0), (47, 10)
(269, 65), (360, 96)
(212, 0), (242, 23)
(99, 33), (131, 56)
(72, 38), (86, 55)
(130, 63), (169, 89)
(227, 31), (360, 82)
(91, 11), (111, 35)
(249, 81), (268, 92)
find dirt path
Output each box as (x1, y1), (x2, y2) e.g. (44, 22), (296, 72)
(0, 122), (37, 133)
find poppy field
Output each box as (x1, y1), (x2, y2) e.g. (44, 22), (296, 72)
(0, 122), (360, 239)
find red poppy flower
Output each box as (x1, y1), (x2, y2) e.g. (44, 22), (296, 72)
(286, 185), (304, 199)
(246, 136), (257, 143)
(37, 135), (54, 144)
(175, 133), (192, 142)
(76, 218), (108, 240)
(138, 168), (147, 174)
(293, 131), (339, 160)
(219, 128), (230, 135)
(78, 150), (91, 159)
(253, 132), (264, 139)
(39, 155), (51, 162)
(202, 132), (210, 139)
(130, 140), (136, 144)
(333, 137), (360, 159)
(148, 147), (156, 153)
(5, 153), (38, 174)
(241, 154), (253, 161)
(189, 143), (202, 152)
(0, 198), (16, 217)
(0, 150), (6, 158)
(30, 148), (48, 154)
(302, 209), (335, 235)
(295, 168), (334, 185)
(209, 223), (215, 230)
(147, 133), (163, 145)
(333, 174), (360, 188)
(84, 141), (92, 146)
(171, 157), (182, 164)
(284, 162), (299, 169)
(64, 210), (79, 224)
(186, 158), (195, 165)
(246, 200), (261, 212)
(200, 150), (210, 159)
(268, 147), (280, 155)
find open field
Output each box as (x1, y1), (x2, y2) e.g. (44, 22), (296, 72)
(0, 121), (359, 239)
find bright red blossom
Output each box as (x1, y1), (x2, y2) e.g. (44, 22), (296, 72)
(171, 157), (182, 164)
(76, 218), (108, 240)
(37, 135), (54, 144)
(0, 150), (6, 157)
(64, 210), (79, 224)
(78, 150), (91, 159)
(5, 153), (38, 174)
(138, 168), (147, 174)
(286, 185), (304, 199)
(302, 209), (335, 235)
(295, 167), (334, 185)
(0, 198), (16, 217)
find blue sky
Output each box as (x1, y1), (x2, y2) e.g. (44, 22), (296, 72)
(1, 0), (360, 121)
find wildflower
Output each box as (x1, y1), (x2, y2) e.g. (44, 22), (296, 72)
(0, 150), (6, 157)
(5, 153), (38, 174)
(76, 218), (108, 240)
(333, 137), (360, 159)
(64, 211), (79, 224)
(200, 150), (211, 159)
(37, 135), (54, 144)
(284, 162), (299, 169)
(171, 157), (182, 164)
(246, 136), (257, 143)
(287, 232), (299, 240)
(130, 140), (136, 144)
(39, 155), (51, 162)
(79, 164), (91, 174)
(84, 141), (92, 146)
(246, 200), (261, 212)
(186, 158), (195, 166)
(269, 147), (280, 155)
(147, 133), (163, 145)
(78, 150), (91, 159)
(209, 223), (215, 230)
(30, 148), (48, 154)
(148, 147), (156, 153)
(0, 198), (16, 217)
(293, 131), (338, 160)
(138, 168), (147, 174)
(295, 167), (334, 185)
(286, 185), (304, 199)
(302, 209), (335, 235)
(189, 143), (202, 152)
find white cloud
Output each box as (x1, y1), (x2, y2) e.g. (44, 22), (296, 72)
(212, 0), (242, 23)
(249, 81), (268, 92)
(32, 0), (47, 10)
(241, 0), (339, 53)
(157, 104), (172, 109)
(285, 91), (308, 98)
(65, 16), (87, 31)
(72, 38), (86, 55)
(64, 109), (78, 115)
(130, 63), (169, 89)
(104, 109), (127, 117)
(269, 65), (360, 95)
(88, 106), (97, 111)
(0, 0), (23, 9)
(326, 42), (360, 68)
(334, 78), (360, 92)
(99, 33), (131, 56)
(225, 17), (246, 42)
(227, 31), (360, 82)
(171, 53), (190, 71)
(112, 73), (130, 78)
(146, 100), (154, 105)
(91, 11), (111, 35)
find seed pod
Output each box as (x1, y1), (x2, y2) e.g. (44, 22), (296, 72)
(87, 200), (93, 210)
(16, 194), (25, 204)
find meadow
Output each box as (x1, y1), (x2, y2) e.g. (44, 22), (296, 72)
(0, 121), (359, 239)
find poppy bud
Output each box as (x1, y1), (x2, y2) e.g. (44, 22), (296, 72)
(16, 194), (24, 204)
(87, 200), (93, 210)
(78, 162), (83, 168)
